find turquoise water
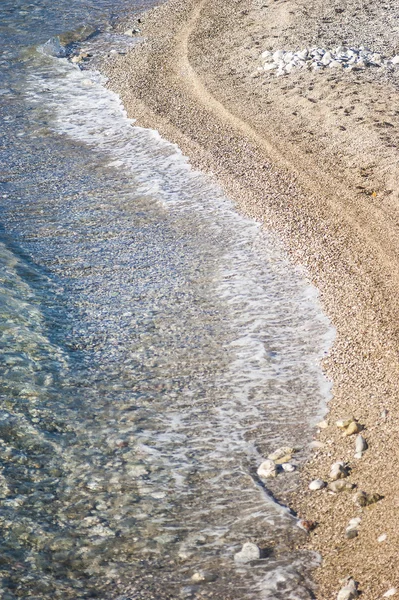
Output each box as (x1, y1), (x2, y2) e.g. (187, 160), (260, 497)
(0, 1), (333, 598)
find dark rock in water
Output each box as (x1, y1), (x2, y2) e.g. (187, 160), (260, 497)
(59, 25), (100, 46)
(42, 37), (67, 58)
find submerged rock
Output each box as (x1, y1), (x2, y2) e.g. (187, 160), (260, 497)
(257, 459), (277, 479)
(41, 37), (67, 58)
(234, 542), (261, 564)
(281, 462), (296, 472)
(58, 25), (99, 46)
(191, 571), (217, 583)
(124, 28), (140, 36)
(267, 446), (294, 462)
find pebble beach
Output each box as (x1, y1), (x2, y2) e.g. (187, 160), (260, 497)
(101, 0), (399, 597)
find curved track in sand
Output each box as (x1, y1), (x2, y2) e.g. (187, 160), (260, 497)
(173, 0), (399, 282)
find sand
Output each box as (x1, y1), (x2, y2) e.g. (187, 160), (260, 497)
(102, 0), (399, 596)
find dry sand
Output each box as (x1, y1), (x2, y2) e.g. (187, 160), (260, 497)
(103, 0), (399, 596)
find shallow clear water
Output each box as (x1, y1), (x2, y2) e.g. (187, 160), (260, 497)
(0, 1), (333, 598)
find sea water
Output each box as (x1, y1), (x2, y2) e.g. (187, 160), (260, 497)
(0, 1), (333, 598)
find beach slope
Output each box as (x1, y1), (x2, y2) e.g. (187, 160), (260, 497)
(104, 0), (399, 596)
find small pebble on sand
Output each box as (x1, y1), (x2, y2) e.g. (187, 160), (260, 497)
(336, 416), (355, 429)
(337, 577), (358, 599)
(330, 461), (350, 481)
(309, 478), (327, 490)
(383, 589), (397, 598)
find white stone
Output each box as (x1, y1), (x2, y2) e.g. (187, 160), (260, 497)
(391, 55), (399, 64)
(281, 462), (296, 472)
(310, 440), (324, 448)
(371, 53), (382, 64)
(285, 63), (294, 73)
(284, 51), (294, 63)
(234, 542), (261, 564)
(383, 590), (397, 598)
(348, 517), (361, 528)
(309, 479), (326, 491)
(337, 578), (358, 600)
(378, 533), (387, 542)
(257, 459), (277, 479)
(273, 50), (285, 61)
(355, 435), (367, 457)
(264, 63), (277, 71)
(330, 60), (343, 68)
(296, 49), (309, 60)
(261, 50), (272, 59)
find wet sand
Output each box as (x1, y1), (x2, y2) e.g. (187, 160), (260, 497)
(103, 0), (399, 596)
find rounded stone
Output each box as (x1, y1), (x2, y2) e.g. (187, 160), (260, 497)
(191, 571), (217, 583)
(309, 479), (327, 491)
(268, 446), (294, 461)
(281, 462), (296, 472)
(257, 459), (277, 479)
(234, 542), (261, 564)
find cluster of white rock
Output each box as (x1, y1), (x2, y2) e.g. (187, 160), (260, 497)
(258, 46), (399, 77)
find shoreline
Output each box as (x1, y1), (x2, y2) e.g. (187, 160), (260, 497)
(103, 0), (399, 596)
